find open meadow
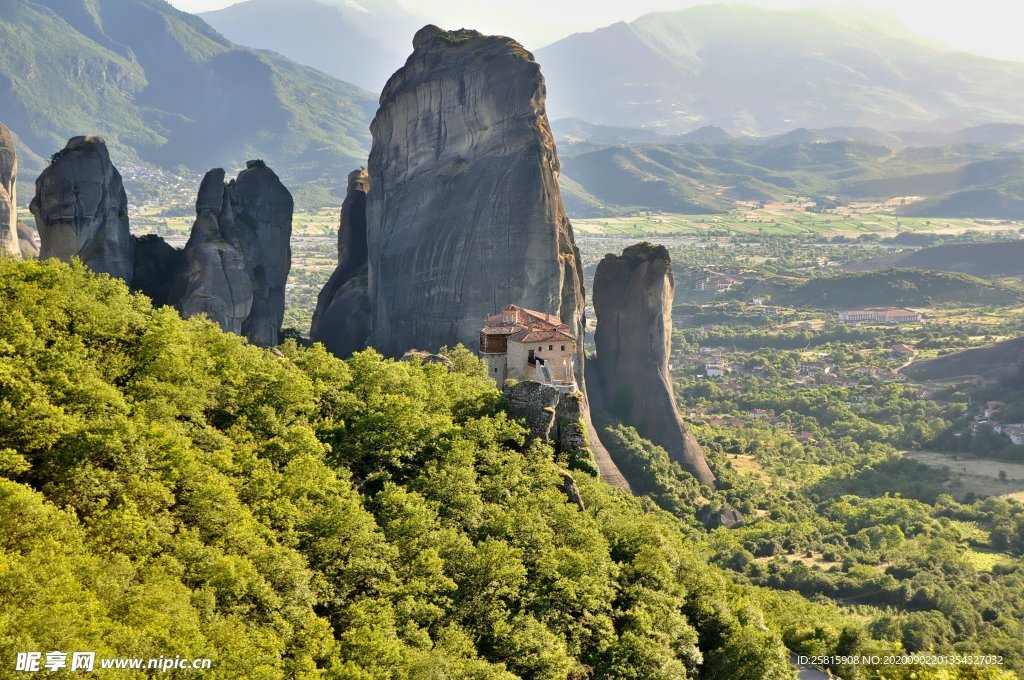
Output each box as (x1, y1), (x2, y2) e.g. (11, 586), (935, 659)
(572, 203), (1023, 237)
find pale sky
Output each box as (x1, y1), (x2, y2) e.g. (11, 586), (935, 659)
(167, 0), (1024, 61)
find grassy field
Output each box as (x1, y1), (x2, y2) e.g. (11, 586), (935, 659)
(572, 204), (1022, 237)
(904, 450), (1024, 501)
(125, 207), (342, 239)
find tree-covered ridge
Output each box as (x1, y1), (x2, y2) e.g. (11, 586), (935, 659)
(0, 259), (801, 678)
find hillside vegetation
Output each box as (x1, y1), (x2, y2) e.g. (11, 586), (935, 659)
(558, 139), (1024, 218)
(776, 269), (1024, 309)
(852, 241), (1024, 278)
(0, 259), (805, 678)
(0, 0), (374, 199)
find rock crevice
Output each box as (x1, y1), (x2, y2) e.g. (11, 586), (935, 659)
(309, 169), (371, 357)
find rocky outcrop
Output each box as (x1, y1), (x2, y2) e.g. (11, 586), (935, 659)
(0, 123), (17, 257)
(17, 222), (38, 259)
(503, 381), (588, 462)
(699, 505), (744, 530)
(31, 136), (133, 280)
(177, 161), (293, 347)
(365, 25), (586, 359)
(591, 242), (716, 488)
(559, 470), (586, 512)
(311, 26), (629, 490)
(30, 136), (293, 347)
(401, 349), (454, 370)
(309, 169), (371, 357)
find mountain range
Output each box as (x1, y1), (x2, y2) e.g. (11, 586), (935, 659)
(199, 0), (422, 92)
(5, 1), (1024, 215)
(0, 0), (375, 203)
(535, 5), (1024, 135)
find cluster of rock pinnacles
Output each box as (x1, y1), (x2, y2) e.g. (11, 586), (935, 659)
(1, 25), (718, 492)
(25, 134), (292, 348)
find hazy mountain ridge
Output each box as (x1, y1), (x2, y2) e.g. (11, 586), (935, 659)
(200, 0), (422, 92)
(536, 5), (1024, 135)
(0, 0), (376, 203)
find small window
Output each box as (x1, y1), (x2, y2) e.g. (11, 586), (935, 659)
(561, 345), (565, 351)
(549, 345), (553, 351)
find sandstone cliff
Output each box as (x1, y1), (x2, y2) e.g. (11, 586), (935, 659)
(0, 123), (17, 257)
(178, 162), (293, 347)
(309, 169), (371, 357)
(365, 25), (586, 359)
(591, 243), (716, 488)
(31, 136), (134, 280)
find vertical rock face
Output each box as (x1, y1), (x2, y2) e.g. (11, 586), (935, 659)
(31, 136), (133, 280)
(17, 222), (39, 259)
(0, 123), (18, 257)
(591, 242), (716, 488)
(30, 135), (293, 347)
(309, 168), (371, 357)
(365, 25), (585, 358)
(178, 161), (293, 347)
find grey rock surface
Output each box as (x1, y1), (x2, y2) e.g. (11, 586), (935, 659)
(179, 208), (254, 336)
(131, 234), (183, 307)
(400, 349), (454, 370)
(310, 169), (371, 357)
(178, 162), (293, 347)
(559, 470), (586, 512)
(365, 25), (586, 359)
(591, 242), (717, 488)
(31, 136), (133, 280)
(17, 222), (38, 259)
(503, 380), (589, 463)
(0, 123), (17, 257)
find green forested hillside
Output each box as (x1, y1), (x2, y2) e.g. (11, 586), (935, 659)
(777, 269), (1023, 309)
(558, 139), (1024, 217)
(0, 0), (375, 199)
(0, 259), (805, 678)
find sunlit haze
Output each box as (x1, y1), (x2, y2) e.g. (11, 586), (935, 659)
(166, 0), (1024, 61)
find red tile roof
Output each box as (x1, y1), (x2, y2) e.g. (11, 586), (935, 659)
(481, 305), (576, 343)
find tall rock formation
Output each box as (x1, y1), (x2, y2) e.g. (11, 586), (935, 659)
(309, 169), (371, 357)
(365, 25), (586, 359)
(0, 123), (17, 257)
(311, 26), (629, 490)
(591, 243), (717, 488)
(178, 161), (293, 347)
(31, 136), (293, 348)
(31, 136), (134, 280)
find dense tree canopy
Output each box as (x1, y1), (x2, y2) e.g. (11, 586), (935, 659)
(0, 259), (804, 678)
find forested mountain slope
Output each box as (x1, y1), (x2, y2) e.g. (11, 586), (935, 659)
(0, 258), (802, 678)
